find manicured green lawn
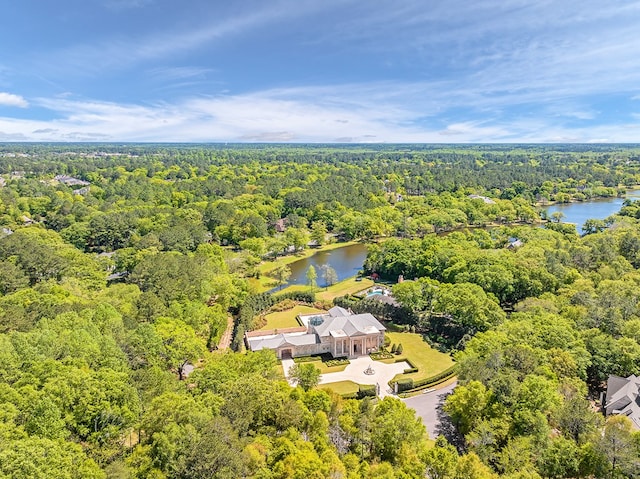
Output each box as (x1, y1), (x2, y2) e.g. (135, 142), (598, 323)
(259, 305), (326, 331)
(277, 276), (374, 301)
(280, 359), (348, 378)
(384, 332), (455, 383)
(316, 277), (375, 301)
(319, 380), (359, 396)
(315, 361), (349, 374)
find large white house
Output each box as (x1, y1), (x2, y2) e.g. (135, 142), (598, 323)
(245, 306), (386, 359)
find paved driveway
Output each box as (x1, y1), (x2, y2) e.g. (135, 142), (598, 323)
(403, 380), (457, 439)
(318, 356), (410, 397)
(281, 359), (295, 383)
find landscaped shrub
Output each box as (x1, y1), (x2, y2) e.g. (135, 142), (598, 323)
(411, 364), (457, 389)
(275, 290), (315, 303)
(324, 357), (350, 368)
(313, 300), (333, 310)
(394, 378), (414, 393)
(250, 315), (267, 330)
(269, 298), (297, 312)
(293, 355), (322, 363)
(397, 358), (417, 368)
(403, 367), (419, 374)
(396, 343), (403, 355)
(384, 335), (391, 347)
(357, 384), (377, 398)
(369, 351), (394, 360)
(390, 344), (397, 354)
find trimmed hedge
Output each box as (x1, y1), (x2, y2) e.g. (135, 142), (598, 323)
(394, 357), (417, 371)
(293, 355), (322, 363)
(392, 364), (458, 393)
(403, 367), (419, 374)
(395, 378), (414, 392)
(324, 357), (350, 368)
(274, 290), (316, 303)
(412, 364), (458, 389)
(370, 351), (394, 360)
(357, 384), (377, 398)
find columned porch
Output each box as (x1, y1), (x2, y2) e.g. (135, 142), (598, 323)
(331, 334), (383, 358)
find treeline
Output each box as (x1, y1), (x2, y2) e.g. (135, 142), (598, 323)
(382, 221), (640, 476)
(0, 143), (639, 259)
(1, 144), (640, 477)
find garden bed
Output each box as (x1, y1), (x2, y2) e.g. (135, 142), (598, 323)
(324, 357), (350, 368)
(369, 350), (394, 360)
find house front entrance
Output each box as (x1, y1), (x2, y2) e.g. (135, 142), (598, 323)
(281, 349), (292, 359)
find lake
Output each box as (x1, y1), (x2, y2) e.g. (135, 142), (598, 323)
(545, 190), (640, 232)
(280, 242), (369, 289)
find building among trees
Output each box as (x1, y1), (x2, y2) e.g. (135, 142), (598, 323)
(245, 306), (386, 359)
(604, 374), (640, 429)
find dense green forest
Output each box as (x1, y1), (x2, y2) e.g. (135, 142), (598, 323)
(0, 143), (639, 478)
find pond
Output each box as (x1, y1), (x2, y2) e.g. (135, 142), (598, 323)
(544, 190), (640, 233)
(280, 242), (369, 289)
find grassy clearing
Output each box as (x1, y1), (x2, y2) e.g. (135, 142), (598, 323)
(316, 277), (375, 301)
(259, 305), (326, 331)
(277, 276), (374, 301)
(385, 332), (455, 383)
(315, 361), (349, 374)
(280, 359), (348, 378)
(319, 380), (359, 396)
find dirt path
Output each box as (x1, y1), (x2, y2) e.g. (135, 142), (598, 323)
(216, 316), (235, 351)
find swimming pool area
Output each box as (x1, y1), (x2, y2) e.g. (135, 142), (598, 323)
(365, 287), (390, 297)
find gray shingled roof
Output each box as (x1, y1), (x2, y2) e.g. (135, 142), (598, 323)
(328, 306), (350, 317)
(314, 312), (386, 338)
(247, 333), (318, 351)
(605, 374), (640, 429)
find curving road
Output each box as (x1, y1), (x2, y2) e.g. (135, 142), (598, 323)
(403, 380), (457, 439)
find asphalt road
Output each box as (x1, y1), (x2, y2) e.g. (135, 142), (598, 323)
(403, 381), (457, 439)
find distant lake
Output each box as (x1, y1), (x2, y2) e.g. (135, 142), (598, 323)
(277, 243), (369, 290)
(545, 190), (640, 232)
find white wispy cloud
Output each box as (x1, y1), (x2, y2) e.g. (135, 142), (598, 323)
(148, 66), (213, 81)
(0, 82), (634, 143)
(41, 1), (345, 76)
(0, 92), (28, 108)
(104, 0), (154, 10)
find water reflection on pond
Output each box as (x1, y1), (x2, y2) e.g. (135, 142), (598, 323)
(545, 190), (640, 232)
(281, 243), (369, 288)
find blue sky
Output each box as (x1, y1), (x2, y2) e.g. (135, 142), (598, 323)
(1, 0), (640, 142)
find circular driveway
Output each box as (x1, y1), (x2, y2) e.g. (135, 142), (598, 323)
(289, 356), (411, 397)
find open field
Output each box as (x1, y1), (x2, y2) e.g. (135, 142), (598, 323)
(383, 332), (455, 383)
(258, 305), (325, 331)
(319, 380), (359, 396)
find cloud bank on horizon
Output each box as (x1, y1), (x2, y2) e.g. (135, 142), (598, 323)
(1, 0), (640, 143)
